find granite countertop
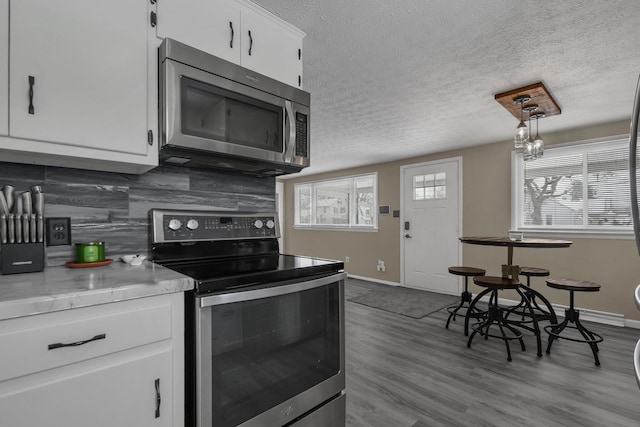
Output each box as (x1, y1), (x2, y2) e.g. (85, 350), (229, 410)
(0, 260), (194, 321)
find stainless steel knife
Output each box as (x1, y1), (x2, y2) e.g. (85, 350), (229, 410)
(15, 213), (22, 243)
(37, 214), (44, 243)
(7, 213), (14, 244)
(30, 214), (37, 243)
(0, 214), (6, 244)
(23, 213), (30, 243)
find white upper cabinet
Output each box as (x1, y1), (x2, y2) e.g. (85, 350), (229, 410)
(0, 0), (8, 136)
(156, 0), (241, 65)
(239, 1), (303, 88)
(157, 0), (304, 88)
(2, 0), (157, 174)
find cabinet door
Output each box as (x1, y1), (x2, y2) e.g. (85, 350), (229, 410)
(0, 348), (173, 427)
(157, 0), (241, 64)
(0, 0), (7, 136)
(240, 6), (303, 88)
(9, 0), (149, 156)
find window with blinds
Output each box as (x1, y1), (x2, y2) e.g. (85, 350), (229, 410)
(513, 138), (632, 235)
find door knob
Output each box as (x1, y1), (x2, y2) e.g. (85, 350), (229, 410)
(405, 234), (412, 238)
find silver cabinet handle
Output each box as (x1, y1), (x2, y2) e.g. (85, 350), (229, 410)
(48, 333), (106, 350)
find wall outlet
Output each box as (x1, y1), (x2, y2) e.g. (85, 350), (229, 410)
(376, 259), (386, 272)
(345, 256), (350, 263)
(46, 217), (72, 246)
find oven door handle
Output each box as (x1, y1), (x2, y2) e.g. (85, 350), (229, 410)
(199, 271), (347, 307)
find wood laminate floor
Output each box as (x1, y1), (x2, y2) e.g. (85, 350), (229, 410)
(344, 278), (640, 427)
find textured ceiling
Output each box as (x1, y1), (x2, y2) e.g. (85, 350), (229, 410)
(252, 0), (640, 178)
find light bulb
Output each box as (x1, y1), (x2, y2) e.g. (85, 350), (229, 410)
(523, 140), (534, 161)
(514, 121), (527, 149)
(534, 135), (544, 158)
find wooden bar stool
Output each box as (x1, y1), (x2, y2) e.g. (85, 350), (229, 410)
(544, 278), (604, 366)
(466, 276), (527, 361)
(507, 267), (557, 324)
(446, 266), (486, 329)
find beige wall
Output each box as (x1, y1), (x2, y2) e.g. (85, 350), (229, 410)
(280, 119), (640, 321)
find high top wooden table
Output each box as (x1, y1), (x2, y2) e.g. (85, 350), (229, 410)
(459, 236), (573, 356)
(459, 237), (572, 279)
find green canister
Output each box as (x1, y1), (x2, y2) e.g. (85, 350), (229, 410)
(76, 242), (105, 263)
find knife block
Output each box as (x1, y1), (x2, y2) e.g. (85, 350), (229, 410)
(0, 242), (45, 275)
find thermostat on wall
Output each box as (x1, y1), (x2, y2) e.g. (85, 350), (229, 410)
(379, 205), (390, 215)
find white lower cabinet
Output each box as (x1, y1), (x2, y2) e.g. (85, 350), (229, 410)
(0, 348), (173, 427)
(0, 293), (184, 427)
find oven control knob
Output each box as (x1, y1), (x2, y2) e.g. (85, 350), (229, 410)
(266, 219), (275, 229)
(253, 219), (264, 229)
(168, 219), (182, 231)
(186, 219), (199, 230)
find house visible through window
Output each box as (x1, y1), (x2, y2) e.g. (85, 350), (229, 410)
(295, 173), (377, 230)
(512, 137), (633, 236)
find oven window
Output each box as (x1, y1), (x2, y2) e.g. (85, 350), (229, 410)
(180, 76), (283, 152)
(209, 282), (341, 427)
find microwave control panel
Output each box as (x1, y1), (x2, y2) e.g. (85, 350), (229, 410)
(295, 113), (308, 157)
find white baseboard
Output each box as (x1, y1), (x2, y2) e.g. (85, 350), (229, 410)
(489, 295), (628, 328)
(347, 274), (400, 287)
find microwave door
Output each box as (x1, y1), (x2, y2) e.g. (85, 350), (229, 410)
(163, 59), (289, 164)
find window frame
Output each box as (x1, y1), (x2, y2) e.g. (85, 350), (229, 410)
(294, 172), (378, 231)
(511, 135), (634, 239)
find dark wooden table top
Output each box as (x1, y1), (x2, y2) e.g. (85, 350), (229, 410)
(459, 236), (573, 248)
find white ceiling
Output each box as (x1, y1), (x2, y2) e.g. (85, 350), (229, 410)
(253, 0), (640, 178)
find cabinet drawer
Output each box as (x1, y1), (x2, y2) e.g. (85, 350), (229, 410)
(0, 297), (172, 382)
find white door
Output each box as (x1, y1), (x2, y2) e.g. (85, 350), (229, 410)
(402, 158), (461, 294)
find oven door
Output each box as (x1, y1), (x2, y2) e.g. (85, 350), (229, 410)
(196, 272), (346, 427)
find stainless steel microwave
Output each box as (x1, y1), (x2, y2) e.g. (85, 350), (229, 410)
(159, 38), (310, 176)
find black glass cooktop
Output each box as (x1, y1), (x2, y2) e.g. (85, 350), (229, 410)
(160, 254), (344, 294)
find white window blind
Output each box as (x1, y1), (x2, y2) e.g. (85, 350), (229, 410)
(513, 138), (632, 235)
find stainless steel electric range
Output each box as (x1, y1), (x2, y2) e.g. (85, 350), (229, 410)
(149, 209), (346, 427)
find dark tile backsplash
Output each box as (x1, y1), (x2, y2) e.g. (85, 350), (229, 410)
(0, 161), (275, 266)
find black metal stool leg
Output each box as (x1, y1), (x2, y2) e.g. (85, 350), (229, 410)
(545, 313), (570, 354)
(574, 315), (601, 366)
(465, 287), (491, 337)
(446, 276), (474, 328)
(516, 286), (542, 357)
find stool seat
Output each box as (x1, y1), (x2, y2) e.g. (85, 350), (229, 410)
(473, 276), (520, 289)
(448, 266), (486, 276)
(519, 267), (550, 277)
(445, 266), (486, 329)
(544, 278), (603, 366)
(546, 278), (601, 292)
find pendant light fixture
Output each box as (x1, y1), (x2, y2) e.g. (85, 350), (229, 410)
(513, 96), (531, 149)
(522, 104), (539, 161)
(494, 82), (561, 162)
(531, 112), (545, 159)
